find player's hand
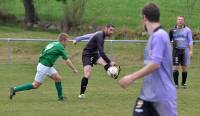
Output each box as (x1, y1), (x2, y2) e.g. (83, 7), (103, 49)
(119, 74), (134, 89)
(189, 51), (193, 58)
(73, 69), (78, 73)
(72, 40), (77, 45)
(110, 61), (116, 66)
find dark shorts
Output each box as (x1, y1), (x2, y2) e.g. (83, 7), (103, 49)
(132, 98), (159, 116)
(82, 53), (100, 67)
(173, 48), (186, 66)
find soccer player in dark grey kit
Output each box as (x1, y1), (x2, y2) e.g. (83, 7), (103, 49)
(169, 16), (193, 88)
(75, 24), (117, 99)
(119, 3), (177, 116)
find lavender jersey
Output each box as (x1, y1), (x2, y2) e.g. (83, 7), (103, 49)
(170, 26), (193, 49)
(140, 27), (176, 102)
(170, 26), (193, 65)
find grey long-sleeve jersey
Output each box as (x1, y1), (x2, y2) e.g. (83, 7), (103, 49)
(82, 31), (111, 64)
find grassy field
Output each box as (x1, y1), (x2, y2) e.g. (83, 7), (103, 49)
(0, 25), (58, 38)
(0, 40), (200, 116)
(0, 0), (200, 31)
(0, 63), (200, 116)
(1, 1), (200, 115)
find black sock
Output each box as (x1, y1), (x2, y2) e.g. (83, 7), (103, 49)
(182, 72), (187, 85)
(173, 70), (179, 85)
(80, 77), (88, 94)
(104, 64), (111, 71)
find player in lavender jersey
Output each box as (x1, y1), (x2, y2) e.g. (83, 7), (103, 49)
(119, 3), (177, 116)
(169, 16), (193, 88)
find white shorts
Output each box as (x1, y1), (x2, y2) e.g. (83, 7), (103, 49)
(34, 63), (57, 83)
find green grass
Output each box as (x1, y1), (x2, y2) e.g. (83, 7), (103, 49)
(0, 0), (200, 31)
(0, 0), (200, 115)
(0, 63), (200, 116)
(0, 38), (200, 116)
(0, 64), (137, 116)
(0, 26), (58, 38)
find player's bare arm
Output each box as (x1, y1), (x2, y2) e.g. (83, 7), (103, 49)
(65, 59), (78, 73)
(189, 44), (193, 57)
(72, 40), (77, 44)
(119, 62), (160, 89)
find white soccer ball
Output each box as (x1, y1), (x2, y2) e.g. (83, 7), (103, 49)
(107, 66), (119, 79)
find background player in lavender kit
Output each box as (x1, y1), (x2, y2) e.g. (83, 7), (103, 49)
(169, 16), (193, 88)
(119, 3), (177, 116)
(10, 33), (78, 101)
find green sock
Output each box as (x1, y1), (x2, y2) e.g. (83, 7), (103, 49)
(14, 83), (33, 92)
(55, 81), (63, 99)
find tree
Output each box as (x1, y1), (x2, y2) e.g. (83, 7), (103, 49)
(62, 0), (87, 32)
(23, 0), (39, 27)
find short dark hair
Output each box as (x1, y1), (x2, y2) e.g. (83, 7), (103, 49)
(177, 16), (185, 19)
(106, 24), (115, 28)
(142, 3), (160, 22)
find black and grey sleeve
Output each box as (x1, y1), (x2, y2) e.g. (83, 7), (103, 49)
(169, 29), (174, 42)
(97, 38), (111, 64)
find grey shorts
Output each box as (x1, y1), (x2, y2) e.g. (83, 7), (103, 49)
(82, 53), (100, 67)
(173, 48), (189, 66)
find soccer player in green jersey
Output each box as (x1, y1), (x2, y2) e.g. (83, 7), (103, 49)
(9, 33), (78, 101)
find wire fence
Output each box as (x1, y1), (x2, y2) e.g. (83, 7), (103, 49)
(0, 38), (200, 68)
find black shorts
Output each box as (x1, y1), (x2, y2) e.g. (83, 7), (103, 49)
(132, 98), (159, 116)
(173, 48), (186, 66)
(82, 53), (100, 67)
